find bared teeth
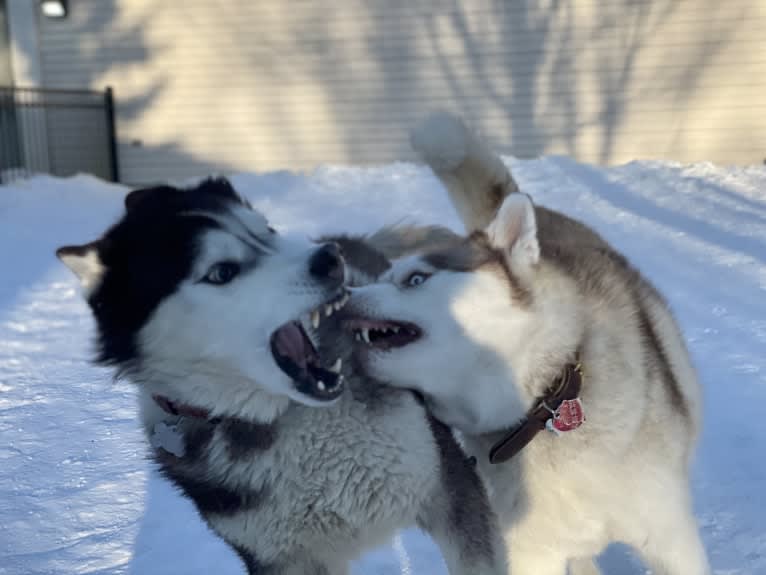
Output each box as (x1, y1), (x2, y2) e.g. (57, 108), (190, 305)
(312, 292), (348, 323)
(317, 380), (326, 391)
(330, 358), (342, 373)
(392, 326), (400, 333)
(355, 332), (362, 342)
(327, 375), (342, 390)
(361, 329), (371, 344)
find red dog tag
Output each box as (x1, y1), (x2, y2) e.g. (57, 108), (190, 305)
(546, 398), (586, 435)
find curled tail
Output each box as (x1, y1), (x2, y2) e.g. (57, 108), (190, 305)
(409, 111), (519, 233)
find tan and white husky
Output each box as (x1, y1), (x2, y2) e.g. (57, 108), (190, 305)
(337, 112), (711, 575)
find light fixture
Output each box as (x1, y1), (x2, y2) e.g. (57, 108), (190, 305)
(41, 0), (68, 19)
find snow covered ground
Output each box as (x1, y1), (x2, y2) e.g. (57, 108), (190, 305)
(1, 156), (765, 574)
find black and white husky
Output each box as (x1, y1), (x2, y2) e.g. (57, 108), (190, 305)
(56, 179), (507, 574)
(339, 113), (711, 575)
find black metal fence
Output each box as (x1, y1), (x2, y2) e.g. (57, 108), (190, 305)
(0, 86), (119, 185)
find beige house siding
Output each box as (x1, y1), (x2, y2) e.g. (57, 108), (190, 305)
(36, 0), (765, 184)
(1, 1), (13, 85)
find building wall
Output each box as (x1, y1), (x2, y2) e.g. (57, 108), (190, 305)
(34, 0), (766, 184)
(0, 0), (13, 85)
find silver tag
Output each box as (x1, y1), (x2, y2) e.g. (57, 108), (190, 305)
(150, 421), (186, 457)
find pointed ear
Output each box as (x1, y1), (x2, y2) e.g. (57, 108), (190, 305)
(55, 242), (105, 296)
(124, 187), (154, 211)
(486, 193), (539, 268)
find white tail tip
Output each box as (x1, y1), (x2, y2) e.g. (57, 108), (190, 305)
(409, 111), (471, 171)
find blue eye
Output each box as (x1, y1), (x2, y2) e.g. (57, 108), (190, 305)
(404, 272), (430, 288)
(204, 262), (240, 285)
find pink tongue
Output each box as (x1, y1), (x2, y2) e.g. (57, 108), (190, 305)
(274, 323), (308, 369)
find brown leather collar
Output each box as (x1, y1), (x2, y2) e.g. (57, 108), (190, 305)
(488, 359), (584, 464)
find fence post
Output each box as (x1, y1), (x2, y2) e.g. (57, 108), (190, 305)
(104, 86), (120, 183)
(1, 89), (24, 183)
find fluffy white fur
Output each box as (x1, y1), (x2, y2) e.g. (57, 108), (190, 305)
(348, 113), (711, 574)
(138, 228), (335, 422)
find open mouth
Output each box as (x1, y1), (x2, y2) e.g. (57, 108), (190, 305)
(269, 290), (349, 402)
(344, 318), (422, 350)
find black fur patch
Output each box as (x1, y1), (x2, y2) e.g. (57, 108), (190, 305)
(161, 466), (266, 517)
(183, 422), (216, 461)
(82, 177), (255, 367)
(221, 418), (276, 459)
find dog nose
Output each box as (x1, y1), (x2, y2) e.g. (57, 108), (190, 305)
(309, 243), (344, 282)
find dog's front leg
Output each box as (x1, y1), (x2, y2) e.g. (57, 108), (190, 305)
(419, 511), (509, 575)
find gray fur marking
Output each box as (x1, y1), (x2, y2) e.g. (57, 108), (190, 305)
(422, 231), (533, 306)
(325, 235), (392, 279)
(423, 233), (495, 272)
(366, 224), (464, 261)
(636, 304), (689, 419)
(533, 207), (689, 419)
